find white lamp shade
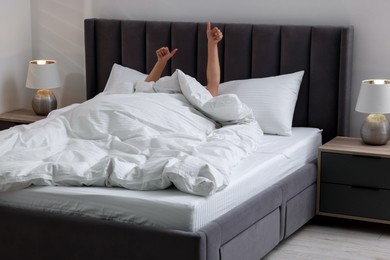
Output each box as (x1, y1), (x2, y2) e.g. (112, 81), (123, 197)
(355, 79), (390, 114)
(26, 60), (61, 89)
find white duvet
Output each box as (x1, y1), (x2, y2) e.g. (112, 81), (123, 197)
(0, 70), (262, 196)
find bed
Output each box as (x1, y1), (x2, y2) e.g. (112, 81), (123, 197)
(0, 19), (353, 260)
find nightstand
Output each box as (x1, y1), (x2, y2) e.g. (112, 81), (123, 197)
(317, 136), (390, 224)
(0, 109), (46, 130)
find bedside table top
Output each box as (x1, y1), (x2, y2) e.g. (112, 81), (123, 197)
(320, 136), (390, 158)
(0, 109), (46, 124)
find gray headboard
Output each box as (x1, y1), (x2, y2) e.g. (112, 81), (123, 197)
(84, 19), (353, 142)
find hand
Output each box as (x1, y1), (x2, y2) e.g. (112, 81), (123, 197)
(156, 47), (178, 63)
(207, 21), (223, 44)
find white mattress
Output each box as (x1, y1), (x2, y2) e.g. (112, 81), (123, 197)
(0, 127), (321, 232)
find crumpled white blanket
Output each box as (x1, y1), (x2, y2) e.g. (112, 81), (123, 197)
(0, 71), (263, 196)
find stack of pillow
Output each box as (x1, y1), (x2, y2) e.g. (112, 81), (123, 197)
(103, 63), (304, 135)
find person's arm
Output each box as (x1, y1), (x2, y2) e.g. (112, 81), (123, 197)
(145, 47), (178, 82)
(206, 22), (223, 96)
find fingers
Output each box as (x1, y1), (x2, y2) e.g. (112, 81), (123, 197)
(156, 47), (170, 57)
(210, 27), (223, 41)
(206, 22), (223, 43)
(156, 47), (167, 58)
(213, 28), (223, 40)
(156, 47), (178, 60)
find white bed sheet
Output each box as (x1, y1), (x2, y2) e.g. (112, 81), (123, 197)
(0, 127), (321, 232)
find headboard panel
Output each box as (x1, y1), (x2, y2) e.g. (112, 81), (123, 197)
(84, 19), (353, 142)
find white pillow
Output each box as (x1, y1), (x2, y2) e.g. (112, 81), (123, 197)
(134, 70), (182, 94)
(177, 70), (253, 124)
(104, 63), (147, 94)
(219, 71), (304, 135)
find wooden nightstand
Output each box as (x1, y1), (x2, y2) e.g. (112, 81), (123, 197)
(317, 136), (390, 224)
(0, 109), (46, 130)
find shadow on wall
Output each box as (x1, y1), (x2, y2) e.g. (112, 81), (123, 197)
(31, 0), (86, 108)
(0, 76), (26, 111)
(57, 73), (85, 107)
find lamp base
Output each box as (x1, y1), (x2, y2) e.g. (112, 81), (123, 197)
(360, 114), (390, 145)
(32, 89), (57, 116)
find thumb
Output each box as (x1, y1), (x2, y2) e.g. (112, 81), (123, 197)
(207, 21), (211, 31)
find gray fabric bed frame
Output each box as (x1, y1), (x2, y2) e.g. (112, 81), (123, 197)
(0, 19), (353, 260)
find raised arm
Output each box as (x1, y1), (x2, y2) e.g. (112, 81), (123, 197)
(206, 22), (223, 96)
(145, 47), (178, 82)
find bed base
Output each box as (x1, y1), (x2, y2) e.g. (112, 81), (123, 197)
(0, 163), (315, 260)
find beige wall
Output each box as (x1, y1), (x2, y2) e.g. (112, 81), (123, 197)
(0, 0), (32, 113)
(24, 0), (390, 136)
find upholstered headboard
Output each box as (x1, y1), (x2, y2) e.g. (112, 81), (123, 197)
(84, 19), (353, 142)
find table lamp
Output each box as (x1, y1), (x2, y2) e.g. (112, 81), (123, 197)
(26, 60), (61, 116)
(355, 79), (390, 145)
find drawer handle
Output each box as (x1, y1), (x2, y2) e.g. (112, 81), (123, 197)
(350, 185), (380, 191)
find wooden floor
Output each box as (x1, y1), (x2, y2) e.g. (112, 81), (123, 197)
(264, 217), (390, 260)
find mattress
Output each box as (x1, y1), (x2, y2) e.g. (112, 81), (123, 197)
(0, 127), (321, 232)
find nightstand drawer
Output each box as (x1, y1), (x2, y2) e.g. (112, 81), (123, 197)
(321, 152), (390, 189)
(319, 183), (390, 221)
